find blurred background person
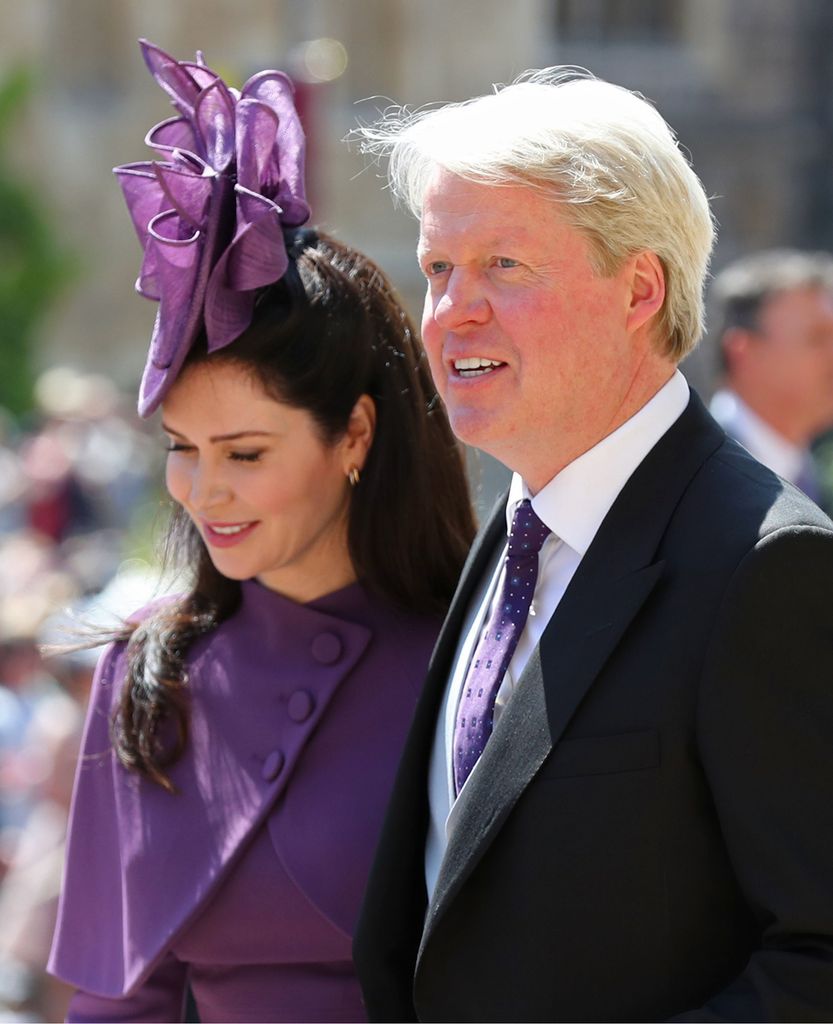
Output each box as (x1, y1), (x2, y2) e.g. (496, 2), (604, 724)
(709, 249), (833, 507)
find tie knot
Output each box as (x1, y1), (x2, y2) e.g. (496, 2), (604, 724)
(507, 499), (550, 558)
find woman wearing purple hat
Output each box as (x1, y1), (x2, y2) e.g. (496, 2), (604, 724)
(47, 41), (475, 1023)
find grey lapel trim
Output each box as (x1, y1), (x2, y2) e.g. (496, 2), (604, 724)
(420, 642), (551, 958)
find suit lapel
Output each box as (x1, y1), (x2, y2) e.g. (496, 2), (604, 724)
(421, 391), (726, 953)
(351, 494), (509, 981)
(387, 492), (507, 818)
(427, 493), (508, 687)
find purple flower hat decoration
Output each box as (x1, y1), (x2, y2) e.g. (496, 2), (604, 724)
(115, 39), (310, 416)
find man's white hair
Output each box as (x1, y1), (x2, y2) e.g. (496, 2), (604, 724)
(358, 68), (715, 361)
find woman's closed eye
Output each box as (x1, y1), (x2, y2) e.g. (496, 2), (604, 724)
(228, 450), (263, 463)
(164, 443), (262, 463)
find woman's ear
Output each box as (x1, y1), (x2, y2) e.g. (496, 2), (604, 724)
(341, 394), (377, 473)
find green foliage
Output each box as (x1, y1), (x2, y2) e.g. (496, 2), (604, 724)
(0, 67), (74, 416)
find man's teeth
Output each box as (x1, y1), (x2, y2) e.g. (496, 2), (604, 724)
(210, 523), (251, 535)
(454, 357), (502, 376)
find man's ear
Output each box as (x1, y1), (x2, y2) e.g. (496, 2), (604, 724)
(626, 251), (666, 335)
(721, 327), (753, 374)
(340, 394), (377, 473)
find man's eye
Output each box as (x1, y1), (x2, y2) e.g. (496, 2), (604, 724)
(229, 451), (262, 463)
(425, 260), (451, 276)
(496, 257), (520, 269)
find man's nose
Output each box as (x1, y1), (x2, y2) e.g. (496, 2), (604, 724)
(431, 268), (490, 329)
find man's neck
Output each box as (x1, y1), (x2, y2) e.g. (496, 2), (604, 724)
(518, 363), (677, 494)
(730, 383), (808, 447)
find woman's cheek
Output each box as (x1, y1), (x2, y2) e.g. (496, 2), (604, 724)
(165, 456), (189, 506)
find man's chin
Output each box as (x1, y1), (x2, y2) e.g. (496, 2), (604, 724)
(448, 410), (500, 452)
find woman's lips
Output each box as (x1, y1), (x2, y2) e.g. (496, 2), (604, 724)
(201, 520), (259, 548)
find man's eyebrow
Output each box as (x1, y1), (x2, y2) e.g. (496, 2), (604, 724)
(418, 231), (532, 252)
(161, 425), (276, 443)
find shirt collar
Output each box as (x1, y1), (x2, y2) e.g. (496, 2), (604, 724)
(506, 370), (690, 555)
(709, 388), (806, 484)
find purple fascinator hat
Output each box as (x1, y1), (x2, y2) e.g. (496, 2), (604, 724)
(115, 39), (310, 416)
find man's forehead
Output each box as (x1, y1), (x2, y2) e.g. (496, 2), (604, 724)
(417, 219), (538, 251)
(418, 170), (561, 242)
(764, 285), (833, 316)
(754, 286), (833, 340)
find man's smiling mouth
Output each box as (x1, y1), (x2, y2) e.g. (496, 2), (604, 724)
(453, 357), (505, 377)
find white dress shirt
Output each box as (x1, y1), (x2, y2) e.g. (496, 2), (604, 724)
(709, 388), (808, 486)
(425, 370), (690, 900)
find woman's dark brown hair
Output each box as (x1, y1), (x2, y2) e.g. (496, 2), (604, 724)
(115, 229), (476, 789)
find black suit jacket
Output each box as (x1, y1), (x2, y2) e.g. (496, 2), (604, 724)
(354, 392), (833, 1022)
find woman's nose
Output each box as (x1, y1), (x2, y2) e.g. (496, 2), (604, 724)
(187, 463), (231, 512)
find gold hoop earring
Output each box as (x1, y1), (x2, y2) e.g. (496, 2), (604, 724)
(348, 467), (361, 487)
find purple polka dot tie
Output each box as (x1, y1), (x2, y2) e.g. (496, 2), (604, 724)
(453, 499), (551, 795)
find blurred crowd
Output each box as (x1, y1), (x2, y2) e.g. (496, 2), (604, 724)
(0, 367), (166, 1022)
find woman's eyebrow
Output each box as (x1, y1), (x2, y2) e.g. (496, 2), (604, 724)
(208, 430), (275, 442)
(160, 425), (276, 443)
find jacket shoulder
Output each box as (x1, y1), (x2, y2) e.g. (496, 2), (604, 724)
(676, 435), (833, 548)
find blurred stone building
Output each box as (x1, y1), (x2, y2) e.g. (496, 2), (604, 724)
(2, 0), (832, 442)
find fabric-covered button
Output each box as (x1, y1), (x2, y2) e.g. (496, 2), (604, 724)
(287, 690), (315, 723)
(262, 749), (285, 781)
(310, 631), (342, 664)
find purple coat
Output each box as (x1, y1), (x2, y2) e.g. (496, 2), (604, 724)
(48, 579), (437, 1022)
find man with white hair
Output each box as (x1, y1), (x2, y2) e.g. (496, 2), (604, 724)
(709, 249), (833, 507)
(352, 70), (833, 1021)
